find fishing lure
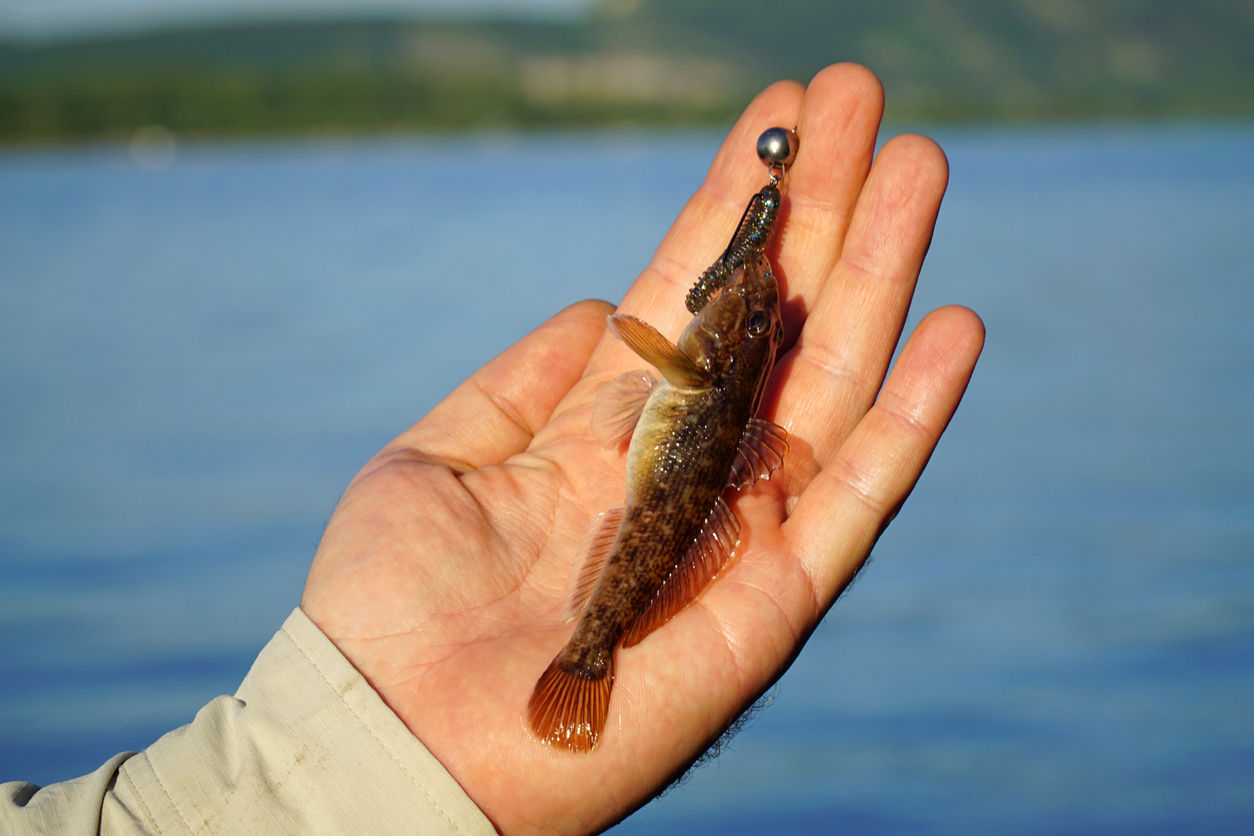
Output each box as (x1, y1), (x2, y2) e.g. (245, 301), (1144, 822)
(684, 127), (798, 313)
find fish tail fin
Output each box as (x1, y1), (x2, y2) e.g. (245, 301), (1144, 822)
(527, 655), (614, 752)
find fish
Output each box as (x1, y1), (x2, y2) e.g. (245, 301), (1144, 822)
(527, 250), (789, 752)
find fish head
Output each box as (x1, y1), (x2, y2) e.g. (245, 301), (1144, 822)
(677, 252), (783, 390)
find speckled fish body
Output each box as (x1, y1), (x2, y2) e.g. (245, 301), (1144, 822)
(528, 252), (788, 751)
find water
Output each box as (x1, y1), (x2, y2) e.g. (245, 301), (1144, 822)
(2, 125), (1252, 833)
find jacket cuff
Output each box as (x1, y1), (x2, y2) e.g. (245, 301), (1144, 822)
(113, 608), (497, 835)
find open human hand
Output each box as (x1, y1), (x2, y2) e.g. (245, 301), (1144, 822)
(301, 63), (984, 836)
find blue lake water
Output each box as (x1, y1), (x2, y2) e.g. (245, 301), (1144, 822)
(1, 124), (1252, 833)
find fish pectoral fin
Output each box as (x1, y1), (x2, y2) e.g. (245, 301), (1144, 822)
(563, 506), (624, 621)
(621, 496), (741, 648)
(591, 370), (656, 448)
(727, 417), (789, 490)
(606, 314), (711, 389)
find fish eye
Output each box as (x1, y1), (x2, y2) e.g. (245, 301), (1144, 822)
(747, 310), (770, 337)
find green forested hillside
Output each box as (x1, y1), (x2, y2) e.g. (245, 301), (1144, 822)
(656, 0), (1254, 119)
(2, 0), (1252, 140)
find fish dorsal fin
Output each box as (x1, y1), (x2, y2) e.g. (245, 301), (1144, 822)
(606, 314), (711, 389)
(591, 370), (656, 448)
(620, 496), (741, 648)
(727, 417), (789, 490)
(563, 506), (624, 621)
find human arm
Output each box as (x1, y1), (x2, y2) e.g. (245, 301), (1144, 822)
(301, 62), (984, 836)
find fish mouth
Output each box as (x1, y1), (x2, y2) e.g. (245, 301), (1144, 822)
(726, 253), (776, 293)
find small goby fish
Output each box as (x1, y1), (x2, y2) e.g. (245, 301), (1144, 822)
(527, 251), (789, 751)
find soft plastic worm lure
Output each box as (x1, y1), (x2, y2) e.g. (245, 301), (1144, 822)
(685, 127), (798, 314)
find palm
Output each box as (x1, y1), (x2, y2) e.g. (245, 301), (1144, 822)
(302, 64), (984, 836)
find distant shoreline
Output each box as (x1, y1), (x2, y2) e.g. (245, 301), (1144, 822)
(4, 79), (1250, 146)
(4, 6), (1253, 143)
(6, 116), (1254, 156)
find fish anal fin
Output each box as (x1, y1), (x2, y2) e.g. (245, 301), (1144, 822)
(564, 506), (624, 621)
(621, 496), (741, 648)
(606, 315), (710, 389)
(591, 371), (656, 448)
(728, 418), (789, 490)
(527, 656), (615, 752)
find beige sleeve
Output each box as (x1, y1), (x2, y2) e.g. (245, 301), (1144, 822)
(1, 609), (497, 836)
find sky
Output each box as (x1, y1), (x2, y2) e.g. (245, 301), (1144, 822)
(0, 0), (595, 38)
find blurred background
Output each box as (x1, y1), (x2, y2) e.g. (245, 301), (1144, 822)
(5, 0), (1254, 137)
(1, 1), (1252, 833)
